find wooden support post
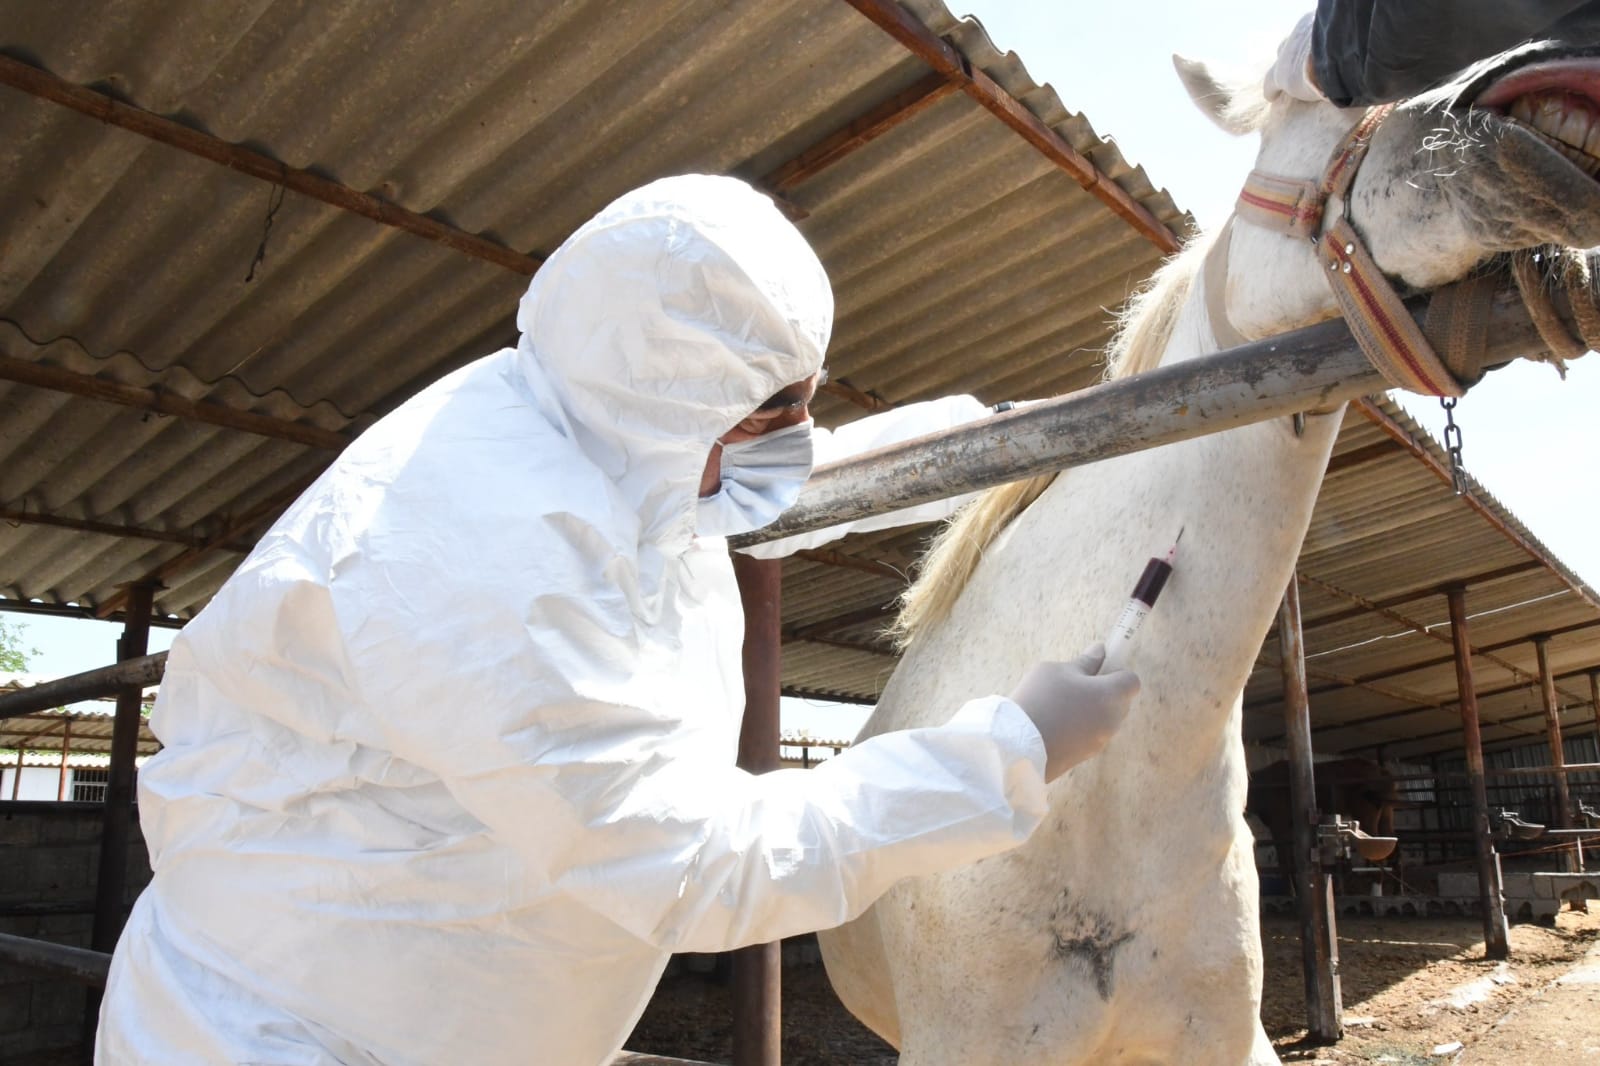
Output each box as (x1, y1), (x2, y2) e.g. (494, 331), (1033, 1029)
(58, 718), (72, 801)
(9, 749), (20, 800)
(1446, 587), (1511, 960)
(1277, 577), (1342, 1041)
(731, 555), (782, 1066)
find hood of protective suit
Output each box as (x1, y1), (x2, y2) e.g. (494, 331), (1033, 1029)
(515, 175), (831, 562)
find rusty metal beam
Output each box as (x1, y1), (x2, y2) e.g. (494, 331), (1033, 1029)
(0, 506), (244, 549)
(0, 353), (352, 450)
(95, 471), (321, 617)
(0, 55), (542, 277)
(1398, 694), (1600, 759)
(1301, 560), (1544, 631)
(1354, 398), (1600, 614)
(782, 630), (897, 658)
(819, 377), (894, 413)
(1246, 615), (1600, 712)
(763, 70), (961, 192)
(786, 601), (897, 641)
(791, 548), (907, 582)
(1296, 572), (1574, 698)
(838, 0), (1183, 254)
(1308, 666), (1600, 743)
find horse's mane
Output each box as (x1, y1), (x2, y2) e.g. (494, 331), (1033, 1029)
(890, 232), (1212, 647)
(890, 65), (1271, 647)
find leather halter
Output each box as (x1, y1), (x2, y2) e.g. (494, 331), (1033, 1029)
(1214, 104), (1469, 398)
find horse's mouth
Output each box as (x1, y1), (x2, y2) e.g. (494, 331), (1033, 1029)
(1476, 57), (1600, 178)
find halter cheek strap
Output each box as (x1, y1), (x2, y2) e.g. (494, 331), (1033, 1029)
(1229, 104), (1470, 398)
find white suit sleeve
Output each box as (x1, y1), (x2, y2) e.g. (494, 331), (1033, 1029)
(563, 695), (1046, 953)
(738, 394), (992, 558)
(380, 678), (1048, 954)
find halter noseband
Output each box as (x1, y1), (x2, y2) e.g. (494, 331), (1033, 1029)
(1217, 104), (1470, 398)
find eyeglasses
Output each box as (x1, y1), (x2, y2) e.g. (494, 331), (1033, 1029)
(755, 367), (827, 411)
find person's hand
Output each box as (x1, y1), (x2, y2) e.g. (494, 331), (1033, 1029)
(1008, 643), (1141, 783)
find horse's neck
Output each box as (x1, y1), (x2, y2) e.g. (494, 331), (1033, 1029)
(878, 248), (1341, 790)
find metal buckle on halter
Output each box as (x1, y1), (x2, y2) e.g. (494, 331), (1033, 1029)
(1231, 104), (1468, 400)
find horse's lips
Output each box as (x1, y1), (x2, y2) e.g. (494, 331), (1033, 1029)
(1475, 57), (1600, 111)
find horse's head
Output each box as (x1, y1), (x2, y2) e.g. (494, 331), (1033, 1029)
(1179, 35), (1600, 348)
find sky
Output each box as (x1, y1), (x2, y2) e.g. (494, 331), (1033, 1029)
(8, 1), (1599, 740)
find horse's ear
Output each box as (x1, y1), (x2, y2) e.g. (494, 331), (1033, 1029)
(1174, 55), (1255, 136)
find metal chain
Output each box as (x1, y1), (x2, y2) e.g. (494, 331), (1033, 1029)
(1440, 396), (1466, 495)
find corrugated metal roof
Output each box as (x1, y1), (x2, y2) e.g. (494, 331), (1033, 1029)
(1, 2), (1595, 762)
(0, 0), (1185, 622)
(0, 708), (160, 759)
(1237, 397), (1600, 761)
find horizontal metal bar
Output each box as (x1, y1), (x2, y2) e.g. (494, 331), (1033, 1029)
(1483, 762), (1600, 776)
(734, 285), (1548, 548)
(0, 652), (169, 720)
(0, 55), (542, 277)
(0, 353), (352, 451)
(0, 931), (110, 986)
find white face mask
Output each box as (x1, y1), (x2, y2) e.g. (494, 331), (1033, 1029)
(695, 420), (815, 538)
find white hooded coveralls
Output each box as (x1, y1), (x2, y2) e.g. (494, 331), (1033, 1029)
(96, 176), (1049, 1066)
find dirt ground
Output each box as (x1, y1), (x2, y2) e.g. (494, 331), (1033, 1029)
(627, 908), (1600, 1064)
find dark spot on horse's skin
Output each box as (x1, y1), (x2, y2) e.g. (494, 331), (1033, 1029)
(1048, 893), (1135, 1001)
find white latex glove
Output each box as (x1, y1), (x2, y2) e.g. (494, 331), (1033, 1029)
(1008, 642), (1141, 783)
(1262, 13), (1325, 103)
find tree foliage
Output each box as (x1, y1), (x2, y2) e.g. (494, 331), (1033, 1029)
(0, 616), (38, 673)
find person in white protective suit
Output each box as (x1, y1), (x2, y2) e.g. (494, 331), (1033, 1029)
(96, 175), (1139, 1065)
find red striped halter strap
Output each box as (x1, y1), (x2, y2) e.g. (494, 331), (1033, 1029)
(1207, 103), (1469, 398)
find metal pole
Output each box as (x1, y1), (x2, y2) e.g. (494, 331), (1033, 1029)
(0, 932), (111, 986)
(0, 651), (168, 721)
(1534, 637), (1575, 871)
(1591, 671), (1600, 753)
(90, 586), (155, 942)
(734, 286), (1553, 549)
(58, 718), (72, 801)
(1277, 577), (1342, 1041)
(731, 555), (782, 1066)
(9, 748), (20, 800)
(1446, 587), (1510, 959)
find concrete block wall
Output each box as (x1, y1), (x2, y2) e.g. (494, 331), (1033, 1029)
(0, 802), (151, 1064)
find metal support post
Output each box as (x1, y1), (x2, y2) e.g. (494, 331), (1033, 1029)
(58, 718), (72, 801)
(1277, 577), (1342, 1041)
(1534, 637), (1575, 870)
(85, 583), (156, 1048)
(1591, 671), (1600, 753)
(731, 555), (782, 1066)
(1446, 587), (1510, 959)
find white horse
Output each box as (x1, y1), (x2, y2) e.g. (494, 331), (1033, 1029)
(819, 41), (1600, 1066)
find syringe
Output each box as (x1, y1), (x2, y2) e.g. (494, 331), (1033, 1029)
(1101, 528), (1183, 672)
